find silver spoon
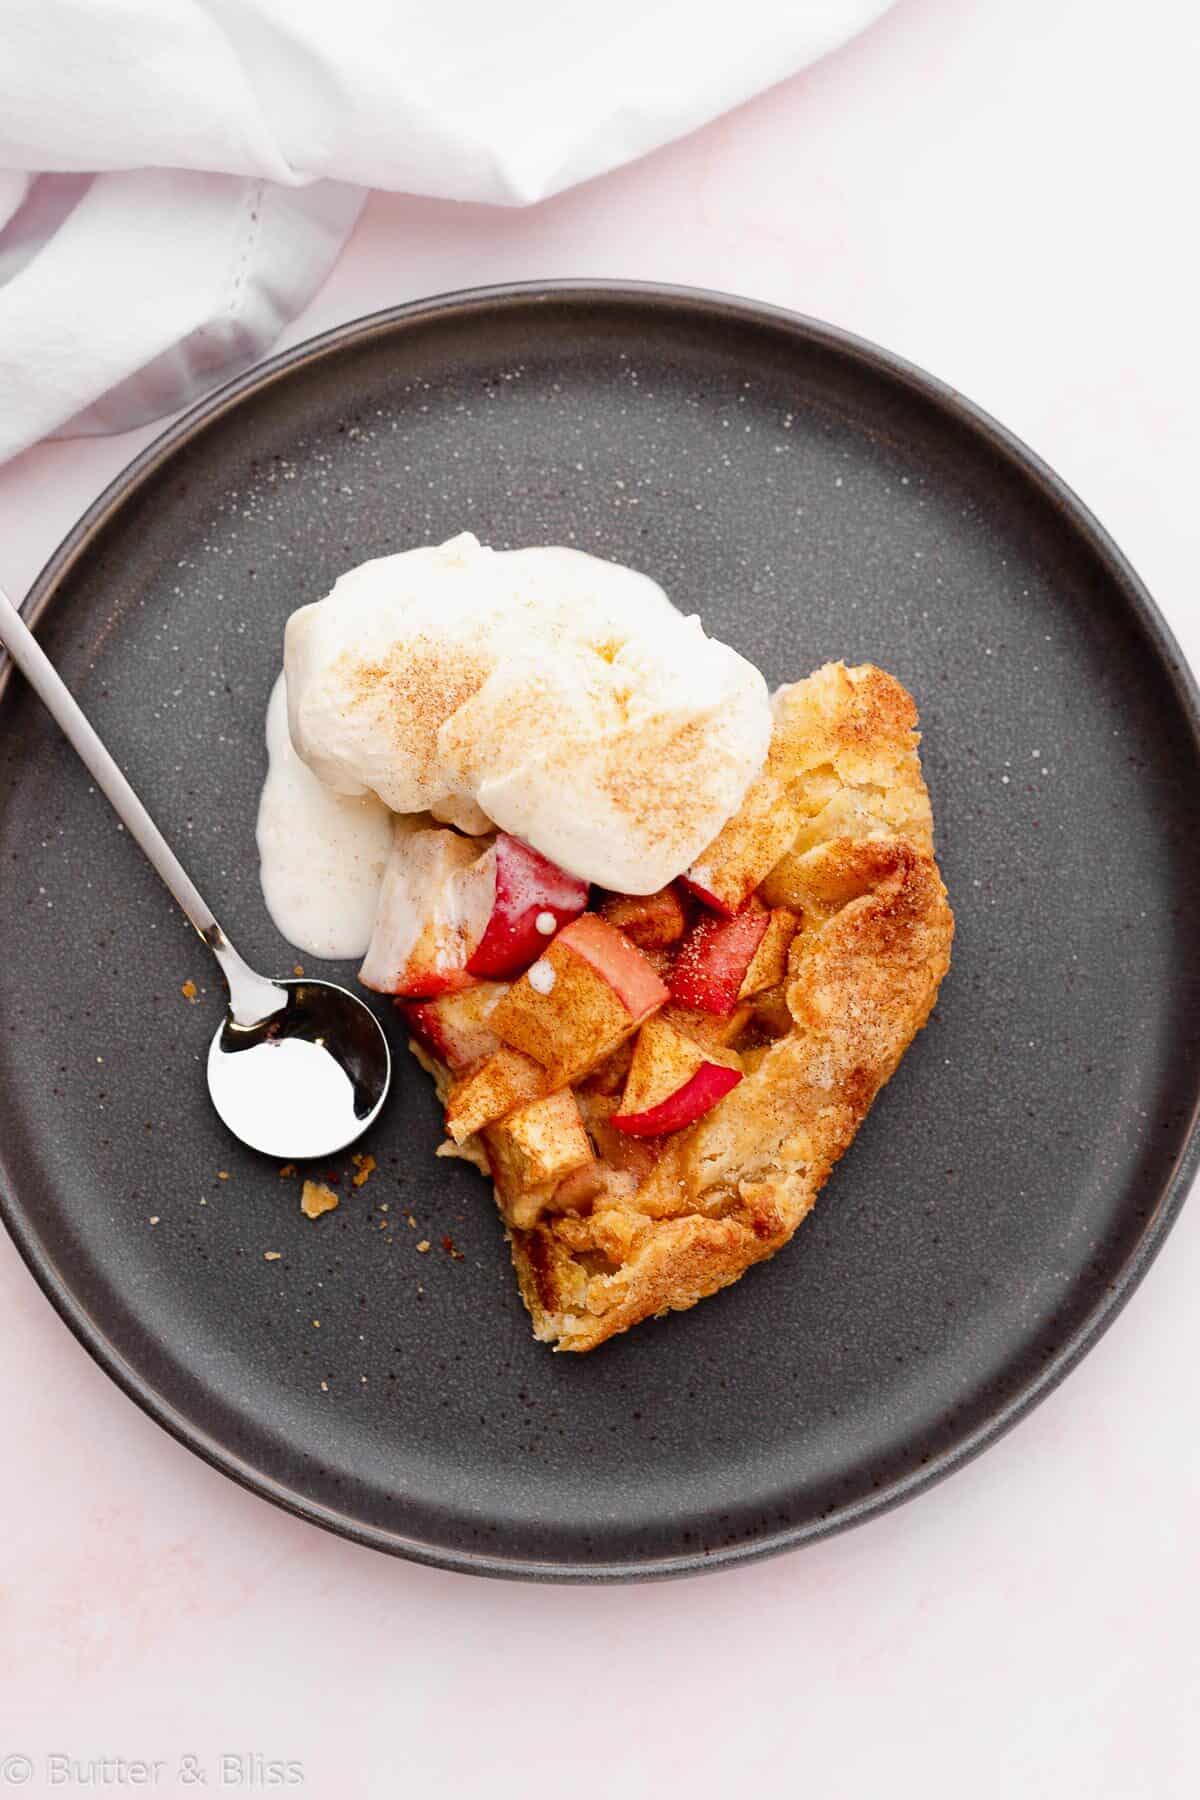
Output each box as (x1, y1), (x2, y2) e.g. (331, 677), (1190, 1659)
(0, 586), (390, 1160)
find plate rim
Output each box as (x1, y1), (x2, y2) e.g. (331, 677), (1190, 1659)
(2, 278), (1198, 1582)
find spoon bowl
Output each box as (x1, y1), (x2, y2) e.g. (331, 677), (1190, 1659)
(207, 978), (391, 1161)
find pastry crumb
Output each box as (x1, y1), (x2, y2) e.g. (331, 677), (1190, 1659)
(351, 1152), (376, 1188)
(264, 1250), (281, 1262)
(149, 1215), (159, 1225)
(442, 1234), (463, 1261)
(278, 1163), (297, 1178)
(416, 1239), (431, 1253)
(217, 1170), (230, 1181)
(301, 1179), (339, 1220)
(407, 1214), (417, 1228)
(293, 964), (305, 976)
(320, 1380), (329, 1392)
(180, 979), (198, 1002)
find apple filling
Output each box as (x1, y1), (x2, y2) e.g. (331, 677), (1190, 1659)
(384, 860), (799, 1214)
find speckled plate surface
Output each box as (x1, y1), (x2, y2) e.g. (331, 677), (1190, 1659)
(2, 283), (1199, 1581)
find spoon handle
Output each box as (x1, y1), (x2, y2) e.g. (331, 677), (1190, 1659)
(0, 586), (284, 1025)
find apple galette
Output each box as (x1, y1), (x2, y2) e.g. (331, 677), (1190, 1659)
(382, 660), (953, 1351)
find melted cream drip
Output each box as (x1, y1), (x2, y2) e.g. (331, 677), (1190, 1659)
(256, 673), (393, 959)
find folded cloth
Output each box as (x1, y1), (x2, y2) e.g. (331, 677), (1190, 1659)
(0, 0), (892, 464)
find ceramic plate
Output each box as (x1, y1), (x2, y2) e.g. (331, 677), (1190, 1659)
(2, 284), (1198, 1579)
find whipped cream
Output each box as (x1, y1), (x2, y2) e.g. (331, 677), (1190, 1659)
(256, 674), (393, 958)
(282, 533), (770, 895)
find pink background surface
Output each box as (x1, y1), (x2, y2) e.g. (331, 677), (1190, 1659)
(2, 1), (1198, 1793)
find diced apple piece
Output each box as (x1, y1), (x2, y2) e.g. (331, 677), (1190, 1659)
(401, 982), (508, 1072)
(359, 824), (493, 997)
(466, 834), (589, 978)
(684, 823), (795, 918)
(682, 686), (817, 915)
(491, 943), (631, 1081)
(484, 1089), (594, 1193)
(669, 908), (770, 1016)
(490, 915), (669, 1083)
(662, 1001), (753, 1051)
(614, 1016), (708, 1113)
(737, 908), (797, 1000)
(612, 1017), (741, 1138)
(444, 1047), (546, 1144)
(598, 885), (688, 949)
(613, 1064), (743, 1139)
(361, 826), (587, 997)
(557, 914), (671, 1016)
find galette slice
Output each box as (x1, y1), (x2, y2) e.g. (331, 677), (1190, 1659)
(380, 662), (953, 1351)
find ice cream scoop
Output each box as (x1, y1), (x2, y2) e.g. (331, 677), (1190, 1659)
(282, 534), (771, 893)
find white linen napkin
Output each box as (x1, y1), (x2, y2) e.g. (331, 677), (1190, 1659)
(0, 0), (892, 464)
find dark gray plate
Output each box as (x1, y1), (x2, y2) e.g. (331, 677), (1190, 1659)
(2, 284), (1198, 1582)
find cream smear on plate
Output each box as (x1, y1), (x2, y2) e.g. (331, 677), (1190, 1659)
(256, 674), (393, 958)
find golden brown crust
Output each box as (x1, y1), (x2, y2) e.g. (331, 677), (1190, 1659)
(503, 662), (953, 1350)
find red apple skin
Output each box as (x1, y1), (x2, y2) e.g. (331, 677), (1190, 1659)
(557, 914), (670, 1018)
(466, 835), (589, 979)
(393, 966), (476, 1001)
(680, 871), (736, 917)
(612, 1062), (742, 1136)
(668, 909), (771, 1016)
